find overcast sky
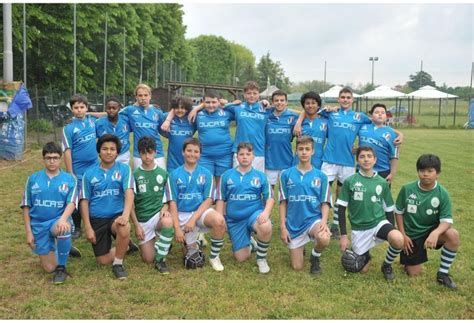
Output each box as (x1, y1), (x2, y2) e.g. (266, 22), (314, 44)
(182, 3), (472, 87)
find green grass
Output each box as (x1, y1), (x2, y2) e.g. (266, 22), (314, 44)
(0, 129), (473, 319)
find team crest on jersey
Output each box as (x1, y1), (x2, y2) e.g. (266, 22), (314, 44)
(58, 183), (69, 193)
(258, 105), (265, 113)
(288, 116), (294, 124)
(152, 113), (159, 121)
(383, 132), (391, 141)
(375, 185), (382, 195)
(218, 110), (225, 117)
(311, 178), (321, 188)
(250, 177), (261, 187)
(353, 113), (361, 121)
(156, 175), (164, 184)
(197, 175), (206, 185)
(89, 119), (95, 127)
(426, 209), (433, 215)
(431, 197), (440, 208)
(123, 124), (128, 132)
(320, 123), (327, 131)
(112, 171), (122, 181)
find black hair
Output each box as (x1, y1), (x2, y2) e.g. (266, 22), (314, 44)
(96, 134), (121, 153)
(356, 146), (376, 159)
(69, 94), (89, 108)
(138, 136), (156, 154)
(42, 142), (62, 157)
(370, 103), (387, 115)
(105, 96), (122, 106)
(177, 95), (193, 113)
(182, 138), (201, 152)
(300, 91), (322, 108)
(203, 90), (220, 99)
(416, 154), (441, 173)
(271, 90), (287, 101)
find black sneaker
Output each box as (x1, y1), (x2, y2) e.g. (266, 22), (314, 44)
(69, 246), (82, 258)
(112, 264), (128, 280)
(71, 228), (81, 239)
(310, 255), (322, 275)
(126, 240), (139, 254)
(330, 225), (341, 240)
(436, 272), (457, 289)
(53, 265), (68, 284)
(155, 259), (170, 275)
(381, 263), (395, 281)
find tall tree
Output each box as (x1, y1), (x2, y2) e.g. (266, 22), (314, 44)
(229, 42), (256, 86)
(407, 70), (436, 90)
(291, 80), (332, 93)
(256, 52), (291, 92)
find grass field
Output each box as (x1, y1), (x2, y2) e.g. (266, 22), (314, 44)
(0, 129), (473, 319)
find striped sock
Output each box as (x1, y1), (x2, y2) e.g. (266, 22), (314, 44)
(256, 239), (270, 260)
(209, 237), (224, 259)
(383, 245), (402, 265)
(438, 246), (457, 275)
(154, 227), (174, 262)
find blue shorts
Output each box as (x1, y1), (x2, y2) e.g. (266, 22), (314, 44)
(199, 154), (232, 177)
(31, 217), (73, 255)
(226, 210), (261, 252)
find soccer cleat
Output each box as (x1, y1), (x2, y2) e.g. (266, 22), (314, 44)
(330, 225), (341, 240)
(126, 240), (139, 254)
(249, 236), (258, 253)
(69, 246), (82, 258)
(436, 272), (457, 289)
(52, 265), (67, 284)
(256, 259), (270, 274)
(155, 260), (170, 275)
(71, 228), (81, 239)
(310, 255), (322, 275)
(381, 263), (395, 281)
(209, 257), (224, 272)
(112, 264), (128, 280)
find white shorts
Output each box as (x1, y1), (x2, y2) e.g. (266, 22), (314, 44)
(288, 219), (321, 250)
(321, 162), (355, 184)
(133, 156), (166, 170)
(351, 220), (390, 255)
(116, 151), (131, 165)
(265, 169), (282, 186)
(138, 211), (161, 245)
(233, 154), (265, 172)
(179, 208), (214, 245)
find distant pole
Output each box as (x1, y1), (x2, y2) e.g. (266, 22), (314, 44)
(139, 40), (144, 83)
(103, 13), (108, 110)
(73, 4), (77, 93)
(155, 48), (158, 88)
(123, 28), (126, 105)
(418, 60), (423, 115)
(3, 4), (13, 82)
(323, 60), (327, 91)
(23, 4), (27, 87)
(233, 56), (237, 86)
(468, 62), (473, 105)
(169, 60), (173, 82)
(369, 57), (378, 87)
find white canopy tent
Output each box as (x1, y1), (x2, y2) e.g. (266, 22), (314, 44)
(260, 85), (280, 98)
(361, 85), (407, 99)
(320, 85), (362, 98)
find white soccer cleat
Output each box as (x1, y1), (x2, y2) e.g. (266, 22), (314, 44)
(256, 259), (270, 274)
(209, 257), (224, 272)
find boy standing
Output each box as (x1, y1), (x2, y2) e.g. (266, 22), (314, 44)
(80, 134), (134, 279)
(337, 146), (404, 281)
(217, 142), (274, 273)
(21, 142), (78, 284)
(279, 136), (331, 274)
(395, 154), (459, 289)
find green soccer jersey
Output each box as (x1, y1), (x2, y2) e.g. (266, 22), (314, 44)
(337, 171), (394, 231)
(395, 180), (452, 239)
(133, 165), (168, 222)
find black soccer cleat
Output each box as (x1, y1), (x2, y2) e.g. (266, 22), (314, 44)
(52, 265), (68, 284)
(155, 259), (170, 275)
(126, 240), (139, 254)
(69, 246), (82, 258)
(436, 272), (457, 289)
(381, 263), (395, 281)
(330, 225), (341, 240)
(112, 264), (128, 280)
(310, 255), (322, 275)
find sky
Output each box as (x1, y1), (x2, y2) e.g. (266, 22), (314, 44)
(182, 3), (473, 88)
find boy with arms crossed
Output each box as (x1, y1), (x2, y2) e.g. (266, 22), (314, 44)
(279, 136), (331, 274)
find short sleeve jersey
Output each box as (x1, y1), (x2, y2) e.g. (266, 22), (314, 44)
(337, 171), (394, 231)
(358, 124), (398, 172)
(196, 108), (234, 158)
(279, 166), (332, 239)
(80, 162), (134, 218)
(265, 109), (298, 170)
(161, 113), (196, 171)
(133, 165), (168, 222)
(225, 102), (273, 157)
(320, 109), (372, 167)
(165, 165), (214, 212)
(395, 181), (453, 239)
(217, 167), (272, 221)
(95, 114), (131, 155)
(293, 117), (328, 169)
(21, 169), (78, 223)
(120, 105), (165, 158)
(62, 115), (99, 180)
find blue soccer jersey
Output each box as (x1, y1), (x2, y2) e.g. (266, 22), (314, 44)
(62, 115), (99, 180)
(95, 114), (131, 156)
(80, 162), (134, 218)
(225, 102), (273, 157)
(21, 169), (78, 223)
(265, 109), (298, 170)
(320, 108), (372, 167)
(279, 166), (332, 239)
(293, 117), (328, 169)
(161, 113), (196, 171)
(217, 167), (272, 221)
(120, 105), (165, 158)
(165, 165), (214, 212)
(358, 124), (398, 173)
(196, 108), (234, 158)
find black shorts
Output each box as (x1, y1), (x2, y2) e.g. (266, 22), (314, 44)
(376, 222), (395, 241)
(400, 230), (444, 266)
(377, 170), (392, 188)
(90, 214), (120, 257)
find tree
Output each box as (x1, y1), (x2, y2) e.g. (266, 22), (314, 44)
(290, 80), (332, 93)
(407, 71), (436, 90)
(256, 52), (291, 92)
(229, 43), (256, 86)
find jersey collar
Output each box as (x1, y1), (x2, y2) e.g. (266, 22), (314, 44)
(358, 170), (378, 178)
(417, 180), (438, 191)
